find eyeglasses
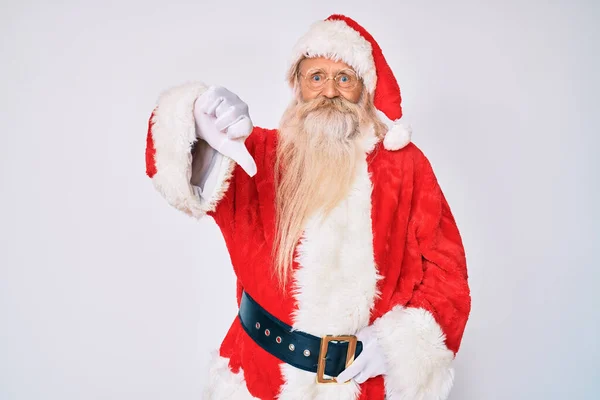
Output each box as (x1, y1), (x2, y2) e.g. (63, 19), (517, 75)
(298, 68), (360, 91)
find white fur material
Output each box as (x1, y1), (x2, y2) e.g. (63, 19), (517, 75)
(373, 306), (455, 400)
(359, 123), (379, 153)
(376, 110), (412, 151)
(204, 353), (259, 399)
(150, 82), (236, 218)
(383, 123), (412, 151)
(290, 20), (377, 93)
(278, 156), (381, 400)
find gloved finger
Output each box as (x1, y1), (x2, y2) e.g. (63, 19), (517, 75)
(196, 89), (225, 116)
(214, 105), (243, 132)
(226, 116), (253, 140)
(194, 112), (227, 144)
(204, 96), (226, 116)
(214, 100), (232, 121)
(336, 356), (366, 383)
(218, 139), (257, 177)
(195, 95), (218, 116)
(209, 86), (235, 101)
(194, 88), (213, 113)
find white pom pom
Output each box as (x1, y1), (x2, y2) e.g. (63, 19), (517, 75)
(383, 121), (412, 151)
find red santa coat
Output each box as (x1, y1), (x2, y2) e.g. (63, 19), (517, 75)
(145, 82), (471, 400)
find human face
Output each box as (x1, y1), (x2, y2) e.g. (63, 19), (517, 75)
(297, 57), (364, 103)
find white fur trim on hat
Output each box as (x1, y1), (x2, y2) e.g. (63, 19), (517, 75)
(290, 20), (377, 93)
(377, 109), (412, 151)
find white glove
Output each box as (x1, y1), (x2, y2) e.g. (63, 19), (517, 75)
(336, 325), (387, 384)
(193, 86), (257, 177)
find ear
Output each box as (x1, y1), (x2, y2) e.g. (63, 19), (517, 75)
(287, 57), (304, 88)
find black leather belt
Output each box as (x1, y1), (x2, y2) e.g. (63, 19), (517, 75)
(238, 290), (363, 383)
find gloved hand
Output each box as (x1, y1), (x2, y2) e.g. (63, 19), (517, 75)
(336, 324), (387, 384)
(193, 86), (257, 177)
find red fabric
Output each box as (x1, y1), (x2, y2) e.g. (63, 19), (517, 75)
(145, 110), (157, 178)
(205, 128), (470, 399)
(326, 14), (403, 121)
(367, 142), (471, 354)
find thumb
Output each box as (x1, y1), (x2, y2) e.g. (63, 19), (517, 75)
(336, 356), (366, 383)
(217, 139), (257, 177)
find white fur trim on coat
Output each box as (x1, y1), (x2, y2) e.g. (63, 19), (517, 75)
(278, 156), (380, 400)
(373, 306), (455, 400)
(149, 82), (236, 218)
(204, 353), (259, 399)
(290, 19), (377, 93)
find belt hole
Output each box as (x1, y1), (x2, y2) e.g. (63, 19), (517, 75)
(264, 329), (271, 336)
(255, 322), (260, 329)
(289, 344), (295, 351)
(303, 349), (311, 357)
(276, 336), (282, 344)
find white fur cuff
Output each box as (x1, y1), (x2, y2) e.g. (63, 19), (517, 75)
(149, 82), (235, 218)
(373, 306), (455, 400)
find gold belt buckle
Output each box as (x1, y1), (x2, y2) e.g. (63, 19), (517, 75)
(316, 335), (357, 384)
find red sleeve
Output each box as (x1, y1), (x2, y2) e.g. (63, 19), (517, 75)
(406, 151), (471, 353)
(371, 149), (470, 399)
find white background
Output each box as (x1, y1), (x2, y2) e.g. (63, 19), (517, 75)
(1, 1), (598, 399)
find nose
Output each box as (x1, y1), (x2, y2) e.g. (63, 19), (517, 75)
(321, 79), (340, 99)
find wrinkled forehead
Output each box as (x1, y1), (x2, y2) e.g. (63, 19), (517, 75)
(298, 57), (357, 74)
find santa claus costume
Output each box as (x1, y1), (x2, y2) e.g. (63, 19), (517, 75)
(145, 14), (470, 400)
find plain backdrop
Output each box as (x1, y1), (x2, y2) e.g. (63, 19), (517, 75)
(1, 0), (598, 399)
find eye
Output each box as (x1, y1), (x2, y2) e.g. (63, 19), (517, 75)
(310, 73), (324, 82)
(339, 72), (355, 82)
(336, 71), (357, 88)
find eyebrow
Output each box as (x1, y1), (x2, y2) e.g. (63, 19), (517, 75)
(302, 67), (357, 75)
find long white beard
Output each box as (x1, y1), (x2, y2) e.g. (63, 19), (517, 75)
(272, 96), (367, 285)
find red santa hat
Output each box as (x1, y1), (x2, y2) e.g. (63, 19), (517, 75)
(288, 14), (412, 151)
